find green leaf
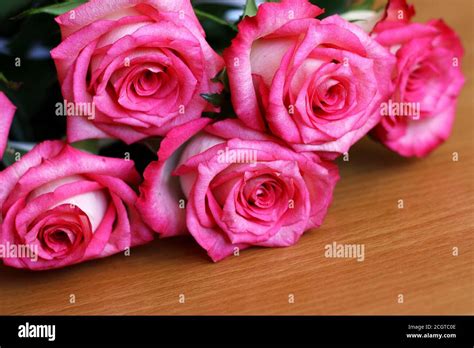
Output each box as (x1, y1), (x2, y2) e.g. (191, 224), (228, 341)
(350, 0), (375, 10)
(243, 0), (258, 18)
(309, 0), (353, 17)
(194, 8), (237, 31)
(201, 93), (225, 107)
(13, 0), (88, 19)
(0, 72), (22, 91)
(211, 68), (230, 92)
(70, 139), (100, 155)
(0, 0), (33, 21)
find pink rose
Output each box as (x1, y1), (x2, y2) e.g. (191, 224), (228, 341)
(223, 0), (395, 156)
(51, 0), (224, 145)
(0, 92), (16, 159)
(137, 119), (339, 262)
(0, 141), (153, 270)
(371, 0), (465, 157)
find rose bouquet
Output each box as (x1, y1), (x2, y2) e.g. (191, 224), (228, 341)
(0, 0), (464, 270)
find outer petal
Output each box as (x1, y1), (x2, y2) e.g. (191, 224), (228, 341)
(373, 101), (460, 157)
(2, 145), (140, 211)
(0, 141), (65, 215)
(88, 173), (154, 246)
(0, 92), (16, 159)
(55, 0), (202, 39)
(186, 191), (248, 262)
(205, 119), (277, 143)
(136, 118), (212, 237)
(373, 0), (415, 33)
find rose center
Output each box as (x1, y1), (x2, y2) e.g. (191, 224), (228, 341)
(133, 69), (163, 96)
(43, 227), (76, 255)
(31, 204), (93, 259)
(312, 79), (347, 115)
(50, 230), (73, 244)
(243, 176), (282, 209)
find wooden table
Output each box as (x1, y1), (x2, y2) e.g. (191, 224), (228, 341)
(0, 0), (472, 315)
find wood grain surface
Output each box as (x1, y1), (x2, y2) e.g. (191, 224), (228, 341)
(0, 0), (472, 315)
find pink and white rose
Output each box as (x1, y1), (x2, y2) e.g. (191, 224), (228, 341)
(223, 0), (395, 157)
(0, 141), (153, 270)
(371, 0), (465, 157)
(51, 0), (224, 145)
(137, 119), (339, 261)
